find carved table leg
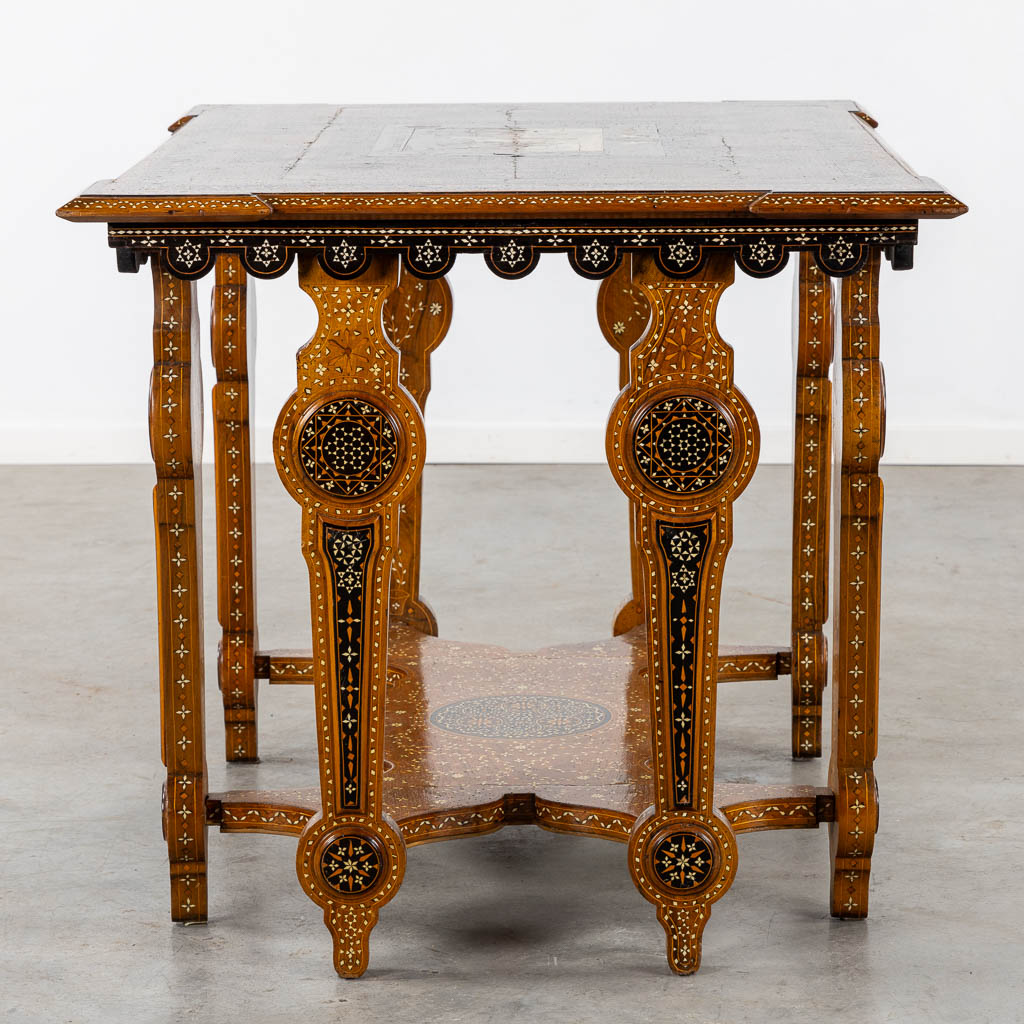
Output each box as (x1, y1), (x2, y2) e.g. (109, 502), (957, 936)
(211, 254), (259, 761)
(791, 253), (834, 757)
(597, 255), (651, 635)
(275, 252), (421, 977)
(150, 257), (208, 922)
(829, 250), (884, 917)
(607, 252), (759, 973)
(382, 272), (452, 635)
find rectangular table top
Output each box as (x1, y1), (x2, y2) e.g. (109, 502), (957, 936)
(59, 102), (965, 223)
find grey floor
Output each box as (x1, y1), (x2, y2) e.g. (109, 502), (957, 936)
(2, 464), (1023, 1024)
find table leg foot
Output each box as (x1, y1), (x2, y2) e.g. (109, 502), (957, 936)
(830, 769), (877, 918)
(657, 904), (709, 974)
(629, 807), (738, 976)
(828, 252), (884, 918)
(296, 815), (407, 978)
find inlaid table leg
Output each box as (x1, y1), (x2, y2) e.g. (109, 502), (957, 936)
(211, 254), (259, 761)
(382, 272), (452, 635)
(150, 257), (208, 922)
(598, 256), (651, 635)
(791, 253), (835, 758)
(829, 250), (884, 917)
(275, 252), (421, 977)
(607, 252), (759, 973)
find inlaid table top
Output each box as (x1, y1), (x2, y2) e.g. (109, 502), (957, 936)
(58, 101), (965, 222)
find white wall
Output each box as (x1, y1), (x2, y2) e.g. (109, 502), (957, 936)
(2, 0), (1020, 465)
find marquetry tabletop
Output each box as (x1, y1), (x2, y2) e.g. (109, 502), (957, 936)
(59, 100), (964, 221)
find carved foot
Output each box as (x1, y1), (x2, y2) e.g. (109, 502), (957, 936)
(657, 904), (710, 974)
(829, 767), (878, 918)
(325, 904), (380, 977)
(163, 774), (208, 922)
(628, 808), (737, 975)
(296, 814), (407, 978)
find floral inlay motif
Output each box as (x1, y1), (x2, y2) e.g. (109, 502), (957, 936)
(653, 831), (715, 890)
(320, 835), (382, 894)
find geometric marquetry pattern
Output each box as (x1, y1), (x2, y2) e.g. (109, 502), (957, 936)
(635, 396), (733, 494)
(111, 221), (918, 283)
(300, 399), (398, 497)
(653, 831), (716, 891)
(657, 521), (711, 808)
(323, 524), (373, 809)
(320, 835), (383, 895)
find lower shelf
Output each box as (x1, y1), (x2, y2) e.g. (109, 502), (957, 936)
(208, 625), (834, 846)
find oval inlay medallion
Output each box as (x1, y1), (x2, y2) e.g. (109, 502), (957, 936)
(429, 695), (611, 738)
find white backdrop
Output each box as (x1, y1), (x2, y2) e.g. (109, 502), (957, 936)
(2, 0), (1020, 465)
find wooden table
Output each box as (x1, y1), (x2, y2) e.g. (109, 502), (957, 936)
(58, 101), (965, 977)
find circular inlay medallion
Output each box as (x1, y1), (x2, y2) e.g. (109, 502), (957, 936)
(319, 833), (384, 895)
(633, 395), (733, 495)
(429, 695), (611, 738)
(652, 830), (716, 891)
(298, 397), (399, 497)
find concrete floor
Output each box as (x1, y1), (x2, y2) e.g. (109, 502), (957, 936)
(2, 464), (1022, 1023)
